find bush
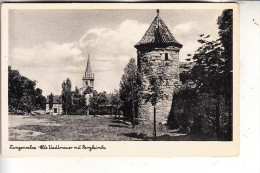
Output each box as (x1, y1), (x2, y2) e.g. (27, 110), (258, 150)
(168, 89), (232, 140)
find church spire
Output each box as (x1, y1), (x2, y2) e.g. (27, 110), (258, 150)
(84, 54), (94, 78)
(86, 54), (92, 73)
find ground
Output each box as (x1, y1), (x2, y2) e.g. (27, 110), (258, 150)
(9, 114), (188, 141)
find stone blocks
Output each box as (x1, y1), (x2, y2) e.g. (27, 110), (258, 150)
(137, 46), (180, 124)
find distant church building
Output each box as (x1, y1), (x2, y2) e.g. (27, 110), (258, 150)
(46, 55), (94, 116)
(80, 55), (94, 110)
(82, 55), (94, 92)
(135, 10), (183, 124)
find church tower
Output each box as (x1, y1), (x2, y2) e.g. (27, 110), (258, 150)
(82, 54), (94, 94)
(135, 10), (183, 124)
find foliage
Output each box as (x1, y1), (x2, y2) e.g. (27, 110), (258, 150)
(119, 58), (139, 123)
(141, 58), (166, 106)
(110, 90), (121, 107)
(71, 86), (86, 115)
(89, 91), (112, 115)
(34, 88), (46, 110)
(190, 9), (233, 96)
(168, 9), (233, 140)
(48, 93), (54, 110)
(61, 78), (73, 115)
(110, 90), (122, 115)
(8, 66), (46, 113)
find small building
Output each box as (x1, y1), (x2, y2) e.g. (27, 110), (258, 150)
(46, 95), (63, 115)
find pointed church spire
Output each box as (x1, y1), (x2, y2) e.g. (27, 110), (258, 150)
(82, 54), (94, 95)
(86, 54), (92, 73)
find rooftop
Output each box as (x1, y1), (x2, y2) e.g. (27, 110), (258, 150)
(135, 9), (182, 49)
(47, 95), (62, 104)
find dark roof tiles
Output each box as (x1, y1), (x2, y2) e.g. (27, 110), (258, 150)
(47, 95), (62, 104)
(135, 13), (182, 49)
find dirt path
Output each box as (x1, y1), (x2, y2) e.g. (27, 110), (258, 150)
(9, 115), (61, 141)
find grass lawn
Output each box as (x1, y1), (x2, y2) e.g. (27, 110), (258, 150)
(9, 114), (192, 141)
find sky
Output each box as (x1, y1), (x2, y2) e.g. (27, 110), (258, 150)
(9, 9), (223, 96)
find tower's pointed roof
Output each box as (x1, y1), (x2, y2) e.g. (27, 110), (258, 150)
(134, 9), (182, 49)
(86, 54), (92, 73)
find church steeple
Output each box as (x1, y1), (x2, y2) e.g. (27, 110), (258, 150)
(85, 54), (92, 74)
(84, 54), (94, 78)
(82, 54), (94, 94)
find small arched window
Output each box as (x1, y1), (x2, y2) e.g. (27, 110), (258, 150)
(85, 81), (88, 85)
(165, 53), (169, 61)
(165, 79), (169, 86)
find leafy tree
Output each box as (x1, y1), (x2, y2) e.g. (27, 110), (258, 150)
(217, 9), (233, 139)
(89, 90), (99, 116)
(187, 35), (224, 136)
(8, 66), (46, 113)
(141, 57), (167, 139)
(110, 90), (122, 118)
(71, 86), (86, 115)
(74, 86), (80, 95)
(119, 58), (139, 127)
(48, 93), (54, 111)
(174, 9), (233, 139)
(8, 66), (35, 113)
(61, 78), (73, 115)
(89, 91), (110, 115)
(99, 91), (110, 106)
(34, 88), (46, 110)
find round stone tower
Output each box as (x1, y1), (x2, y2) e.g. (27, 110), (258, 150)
(134, 10), (182, 124)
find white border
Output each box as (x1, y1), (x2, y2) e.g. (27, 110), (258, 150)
(1, 3), (240, 157)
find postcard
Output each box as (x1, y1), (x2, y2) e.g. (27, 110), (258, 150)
(1, 3), (239, 157)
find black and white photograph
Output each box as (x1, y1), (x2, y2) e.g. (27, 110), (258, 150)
(1, 3), (239, 157)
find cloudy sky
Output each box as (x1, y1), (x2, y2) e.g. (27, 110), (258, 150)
(9, 9), (223, 96)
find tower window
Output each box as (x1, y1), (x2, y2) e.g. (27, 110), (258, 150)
(165, 53), (169, 61)
(86, 81), (88, 85)
(166, 79), (169, 86)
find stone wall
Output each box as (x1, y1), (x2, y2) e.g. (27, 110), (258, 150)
(137, 46), (181, 125)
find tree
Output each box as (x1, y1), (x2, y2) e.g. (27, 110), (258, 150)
(48, 93), (54, 111)
(141, 59), (167, 140)
(8, 66), (46, 114)
(217, 9), (233, 139)
(99, 91), (110, 106)
(35, 88), (46, 110)
(61, 78), (73, 115)
(110, 90), (122, 118)
(8, 66), (36, 113)
(89, 90), (99, 116)
(71, 86), (86, 115)
(89, 91), (110, 115)
(189, 36), (224, 137)
(178, 9), (233, 139)
(74, 86), (80, 96)
(119, 58), (139, 127)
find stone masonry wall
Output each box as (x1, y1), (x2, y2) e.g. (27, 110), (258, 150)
(137, 46), (180, 125)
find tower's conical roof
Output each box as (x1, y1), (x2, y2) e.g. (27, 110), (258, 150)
(86, 54), (92, 73)
(135, 10), (182, 49)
